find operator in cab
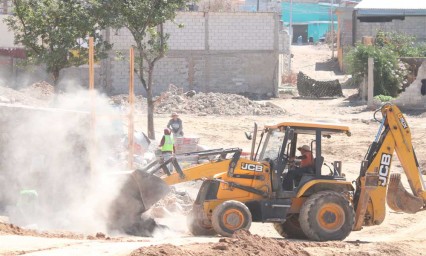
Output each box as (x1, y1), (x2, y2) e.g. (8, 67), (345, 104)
(282, 145), (314, 191)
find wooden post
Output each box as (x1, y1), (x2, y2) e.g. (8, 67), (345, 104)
(128, 47), (135, 170)
(331, 0), (335, 59)
(88, 37), (96, 175)
(367, 57), (374, 108)
(89, 37), (95, 90)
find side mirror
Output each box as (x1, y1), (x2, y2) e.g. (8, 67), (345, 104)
(245, 131), (252, 140)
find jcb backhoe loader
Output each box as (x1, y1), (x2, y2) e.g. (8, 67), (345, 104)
(108, 103), (425, 241)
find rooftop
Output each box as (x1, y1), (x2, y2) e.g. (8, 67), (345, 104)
(355, 0), (426, 9)
(355, 0), (426, 16)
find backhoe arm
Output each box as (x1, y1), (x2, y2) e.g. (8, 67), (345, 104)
(354, 104), (426, 230)
(162, 159), (233, 185)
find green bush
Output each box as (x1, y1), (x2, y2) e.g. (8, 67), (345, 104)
(374, 95), (394, 102)
(345, 32), (426, 97)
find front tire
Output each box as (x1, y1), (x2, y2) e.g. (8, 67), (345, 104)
(211, 200), (252, 237)
(187, 208), (216, 236)
(299, 191), (354, 241)
(273, 214), (306, 239)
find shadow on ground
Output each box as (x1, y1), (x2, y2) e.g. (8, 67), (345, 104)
(315, 59), (344, 76)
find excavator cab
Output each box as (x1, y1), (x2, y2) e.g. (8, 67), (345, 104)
(253, 121), (351, 194)
(184, 121), (357, 241)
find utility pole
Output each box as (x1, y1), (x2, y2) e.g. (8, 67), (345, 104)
(289, 0), (293, 73)
(289, 0), (293, 38)
(331, 0), (335, 59)
(257, 0), (260, 11)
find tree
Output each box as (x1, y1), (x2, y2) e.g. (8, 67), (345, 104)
(5, 0), (111, 86)
(103, 0), (188, 140)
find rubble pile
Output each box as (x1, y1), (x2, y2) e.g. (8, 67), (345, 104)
(110, 94), (146, 111)
(155, 92), (285, 116)
(150, 188), (194, 218)
(0, 84), (47, 106)
(19, 81), (55, 101)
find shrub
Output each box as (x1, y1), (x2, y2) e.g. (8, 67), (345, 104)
(374, 95), (394, 102)
(345, 32), (425, 97)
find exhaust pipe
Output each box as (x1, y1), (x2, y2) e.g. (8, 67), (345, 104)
(387, 173), (424, 214)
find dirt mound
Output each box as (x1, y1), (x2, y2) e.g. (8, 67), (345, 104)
(19, 81), (55, 101)
(156, 92), (285, 116)
(0, 222), (117, 240)
(0, 222), (84, 239)
(129, 229), (343, 256)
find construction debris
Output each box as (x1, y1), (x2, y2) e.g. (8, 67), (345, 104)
(19, 81), (55, 101)
(0, 84), (47, 106)
(150, 187), (194, 218)
(155, 92), (285, 116)
(111, 91), (285, 116)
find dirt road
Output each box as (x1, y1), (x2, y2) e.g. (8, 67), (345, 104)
(1, 45), (425, 255)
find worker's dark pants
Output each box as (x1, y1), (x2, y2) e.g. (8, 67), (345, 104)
(161, 151), (173, 172)
(282, 167), (313, 191)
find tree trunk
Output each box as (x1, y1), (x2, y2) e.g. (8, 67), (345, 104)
(52, 69), (60, 91)
(147, 67), (155, 140)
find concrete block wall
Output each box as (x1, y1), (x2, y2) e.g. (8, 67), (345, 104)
(208, 13), (275, 50)
(0, 15), (14, 48)
(105, 12), (288, 96)
(355, 16), (426, 43)
(393, 61), (426, 109)
(165, 12), (206, 50)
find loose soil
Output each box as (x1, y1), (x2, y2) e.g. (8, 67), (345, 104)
(0, 222), (117, 241)
(130, 229), (422, 256)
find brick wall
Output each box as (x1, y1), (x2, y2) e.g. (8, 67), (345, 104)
(106, 12), (288, 97)
(355, 16), (426, 43)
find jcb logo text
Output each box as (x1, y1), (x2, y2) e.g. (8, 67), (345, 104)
(398, 113), (408, 129)
(241, 163), (263, 172)
(379, 153), (392, 186)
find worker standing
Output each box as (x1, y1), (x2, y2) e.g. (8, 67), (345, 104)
(159, 128), (175, 172)
(167, 112), (184, 137)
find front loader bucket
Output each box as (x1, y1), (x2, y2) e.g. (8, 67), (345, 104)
(131, 170), (171, 210)
(107, 170), (170, 236)
(387, 173), (424, 214)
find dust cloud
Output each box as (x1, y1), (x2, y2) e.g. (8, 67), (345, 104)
(0, 86), (127, 234)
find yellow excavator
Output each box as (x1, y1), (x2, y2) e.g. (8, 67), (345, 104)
(108, 103), (425, 241)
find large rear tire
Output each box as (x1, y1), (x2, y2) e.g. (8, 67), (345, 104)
(187, 209), (216, 236)
(273, 214), (306, 239)
(299, 191), (354, 241)
(212, 200), (252, 237)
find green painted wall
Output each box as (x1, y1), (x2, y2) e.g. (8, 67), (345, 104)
(282, 2), (337, 42)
